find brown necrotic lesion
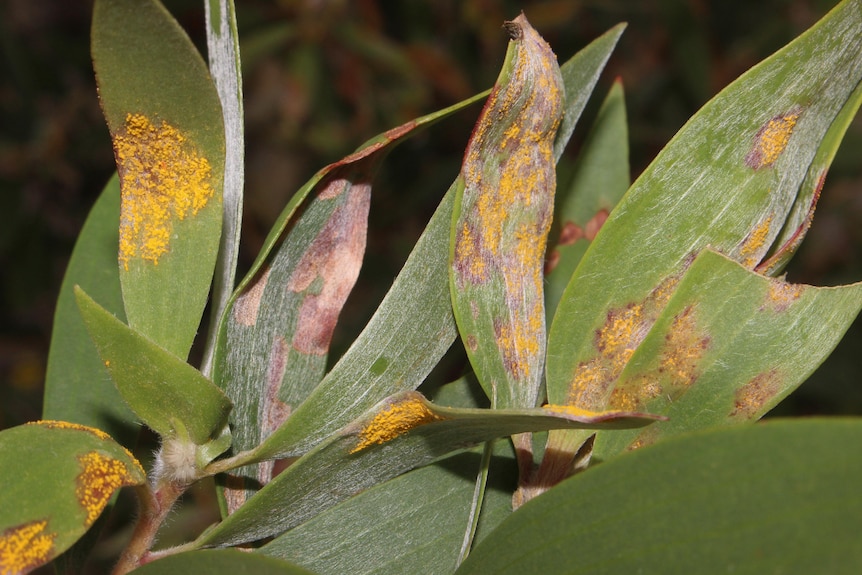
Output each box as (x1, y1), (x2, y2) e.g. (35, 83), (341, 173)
(113, 113), (214, 269)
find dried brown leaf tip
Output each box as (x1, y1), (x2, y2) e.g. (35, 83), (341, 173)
(0, 520), (56, 575)
(113, 113), (215, 269)
(745, 108), (803, 170)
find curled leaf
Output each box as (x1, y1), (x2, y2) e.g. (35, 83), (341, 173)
(450, 13), (564, 410)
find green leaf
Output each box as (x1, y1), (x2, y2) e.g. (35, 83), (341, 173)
(129, 549), (314, 574)
(201, 0), (244, 376)
(457, 419), (862, 575)
(92, 0), (225, 359)
(257, 452), (486, 575)
(546, 0), (862, 411)
(43, 176), (137, 445)
(593, 248), (862, 458)
(545, 80), (630, 322)
(198, 391), (658, 547)
(553, 24), (626, 161)
(450, 14), (564, 410)
(0, 421), (145, 574)
(75, 286), (231, 447)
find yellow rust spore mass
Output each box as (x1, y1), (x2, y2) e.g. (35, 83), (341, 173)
(29, 419), (110, 441)
(746, 110), (801, 169)
(0, 520), (55, 575)
(543, 404), (606, 419)
(113, 113), (214, 269)
(739, 216), (773, 268)
(351, 396), (443, 453)
(76, 451), (140, 526)
(30, 420), (144, 473)
(567, 275), (681, 410)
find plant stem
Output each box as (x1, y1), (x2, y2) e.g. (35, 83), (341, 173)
(111, 480), (186, 575)
(203, 447), (259, 475)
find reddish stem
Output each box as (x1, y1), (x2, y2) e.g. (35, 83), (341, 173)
(111, 480), (186, 575)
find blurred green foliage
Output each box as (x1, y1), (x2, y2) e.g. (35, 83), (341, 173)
(1, 0), (859, 430)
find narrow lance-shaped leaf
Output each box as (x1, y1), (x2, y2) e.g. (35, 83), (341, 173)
(257, 443), (520, 575)
(43, 176), (137, 445)
(257, 452), (490, 575)
(457, 420), (862, 575)
(128, 549), (314, 575)
(198, 391), (659, 547)
(545, 80), (630, 322)
(593, 249), (862, 459)
(552, 23), (625, 161)
(201, 0), (244, 377)
(215, 94), (486, 512)
(257, 441), (518, 575)
(450, 14), (564, 410)
(76, 287), (232, 451)
(92, 0), (225, 359)
(0, 421), (145, 575)
(545, 0), (862, 414)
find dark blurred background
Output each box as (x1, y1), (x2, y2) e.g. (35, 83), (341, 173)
(2, 0), (861, 430)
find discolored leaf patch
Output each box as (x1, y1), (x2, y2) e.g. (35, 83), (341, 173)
(608, 305), (711, 413)
(75, 451), (140, 526)
(763, 279), (804, 312)
(0, 519), (56, 575)
(738, 214), (773, 268)
(730, 369), (784, 419)
(287, 177), (371, 356)
(566, 273), (684, 410)
(232, 267), (270, 327)
(114, 113), (215, 269)
(351, 393), (445, 453)
(745, 108), (803, 170)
